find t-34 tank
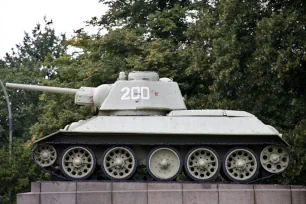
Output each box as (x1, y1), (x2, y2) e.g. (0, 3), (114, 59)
(6, 71), (290, 183)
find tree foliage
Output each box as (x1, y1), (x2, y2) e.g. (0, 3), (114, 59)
(0, 18), (66, 203)
(3, 17), (66, 73)
(0, 140), (49, 204)
(0, 18), (67, 142)
(29, 0), (306, 185)
(1, 1), (306, 202)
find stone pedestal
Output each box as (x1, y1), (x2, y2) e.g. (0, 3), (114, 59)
(17, 182), (306, 204)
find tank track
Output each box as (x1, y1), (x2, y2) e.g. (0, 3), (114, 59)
(34, 162), (277, 184)
(32, 142), (283, 184)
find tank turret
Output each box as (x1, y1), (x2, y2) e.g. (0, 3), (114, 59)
(6, 71), (290, 183)
(7, 71), (186, 115)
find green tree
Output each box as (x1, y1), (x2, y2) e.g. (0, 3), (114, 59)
(183, 0), (306, 183)
(0, 18), (67, 141)
(3, 17), (66, 76)
(30, 0), (198, 137)
(0, 18), (67, 203)
(0, 140), (48, 204)
(28, 0), (306, 186)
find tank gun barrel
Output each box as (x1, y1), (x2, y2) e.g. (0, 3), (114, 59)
(6, 83), (78, 94)
(6, 82), (112, 108)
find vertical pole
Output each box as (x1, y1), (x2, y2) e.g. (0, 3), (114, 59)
(0, 80), (13, 164)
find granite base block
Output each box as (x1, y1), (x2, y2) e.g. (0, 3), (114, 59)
(183, 183), (218, 204)
(17, 192), (40, 204)
(16, 182), (306, 204)
(148, 183), (182, 204)
(113, 182), (147, 204)
(219, 184), (254, 204)
(254, 185), (291, 204)
(77, 182), (112, 204)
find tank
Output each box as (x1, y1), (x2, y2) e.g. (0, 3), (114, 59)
(6, 71), (290, 183)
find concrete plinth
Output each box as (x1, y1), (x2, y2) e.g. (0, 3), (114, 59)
(17, 182), (306, 204)
(291, 185), (306, 204)
(254, 184), (291, 204)
(17, 193), (40, 204)
(183, 183), (218, 204)
(219, 184), (254, 204)
(113, 182), (147, 204)
(77, 182), (112, 204)
(148, 183), (182, 204)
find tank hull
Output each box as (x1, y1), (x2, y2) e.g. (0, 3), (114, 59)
(32, 110), (290, 182)
(41, 132), (286, 146)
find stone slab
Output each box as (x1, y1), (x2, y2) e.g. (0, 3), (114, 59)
(291, 185), (306, 204)
(40, 192), (76, 204)
(254, 184), (291, 204)
(77, 182), (112, 204)
(17, 193), (40, 204)
(148, 183), (182, 204)
(219, 184), (254, 204)
(113, 182), (147, 204)
(16, 182), (306, 204)
(31, 182), (41, 192)
(183, 183), (218, 204)
(77, 182), (112, 191)
(41, 181), (76, 192)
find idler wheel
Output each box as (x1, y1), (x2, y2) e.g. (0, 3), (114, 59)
(33, 144), (57, 167)
(102, 146), (137, 180)
(60, 146), (96, 180)
(147, 146), (182, 181)
(223, 147), (259, 182)
(185, 147), (220, 181)
(260, 145), (290, 173)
